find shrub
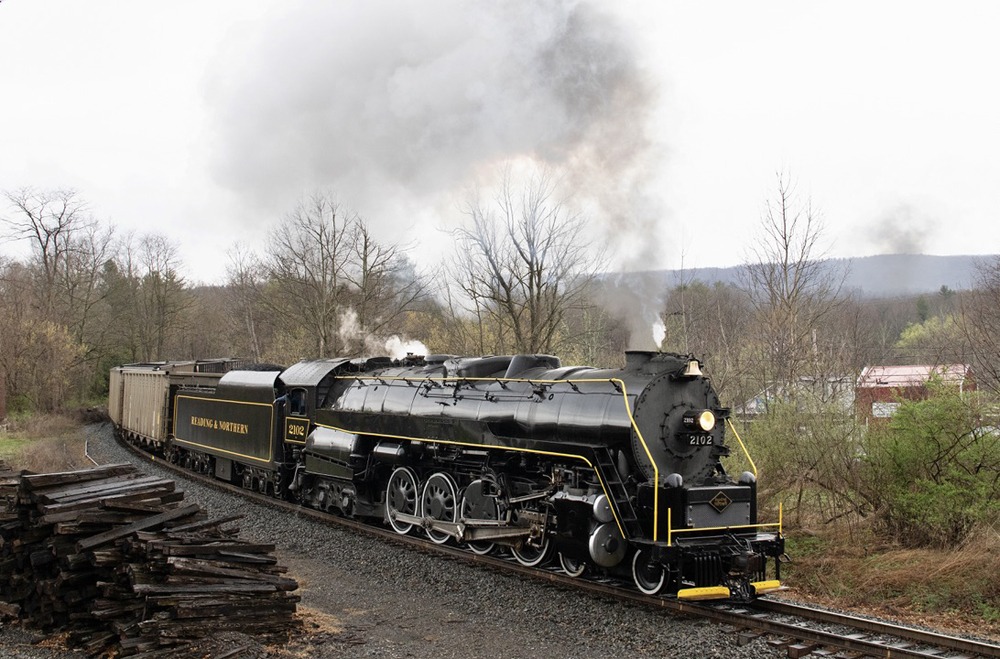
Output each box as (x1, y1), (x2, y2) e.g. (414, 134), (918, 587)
(862, 381), (1000, 547)
(734, 394), (867, 529)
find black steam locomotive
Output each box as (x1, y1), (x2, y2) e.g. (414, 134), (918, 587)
(109, 351), (785, 600)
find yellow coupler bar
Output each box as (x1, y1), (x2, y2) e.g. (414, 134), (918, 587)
(676, 586), (731, 601)
(751, 580), (783, 596)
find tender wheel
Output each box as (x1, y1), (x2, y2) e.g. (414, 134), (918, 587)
(559, 552), (587, 578)
(460, 479), (500, 555)
(632, 549), (665, 595)
(421, 472), (458, 544)
(512, 535), (551, 567)
(385, 467), (419, 535)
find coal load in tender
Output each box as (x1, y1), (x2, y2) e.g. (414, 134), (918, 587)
(0, 463), (300, 657)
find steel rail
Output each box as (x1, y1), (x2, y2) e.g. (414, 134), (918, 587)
(116, 436), (1000, 659)
(749, 598), (1000, 658)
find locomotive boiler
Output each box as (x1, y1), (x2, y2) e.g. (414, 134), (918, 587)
(109, 351), (785, 600)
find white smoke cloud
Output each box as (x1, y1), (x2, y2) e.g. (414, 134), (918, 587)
(204, 0), (662, 267)
(339, 307), (428, 358)
(652, 319), (666, 348)
(384, 336), (428, 359)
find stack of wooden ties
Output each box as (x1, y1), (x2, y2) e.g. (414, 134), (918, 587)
(0, 463), (299, 657)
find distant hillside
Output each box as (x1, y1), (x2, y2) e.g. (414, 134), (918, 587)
(621, 254), (995, 298)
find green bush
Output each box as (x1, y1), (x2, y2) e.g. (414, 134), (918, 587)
(734, 394), (866, 528)
(863, 381), (1000, 547)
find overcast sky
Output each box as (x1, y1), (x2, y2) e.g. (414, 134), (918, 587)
(2, 0), (998, 284)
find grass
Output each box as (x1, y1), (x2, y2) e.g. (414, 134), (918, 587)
(779, 523), (1000, 638)
(0, 412), (91, 472)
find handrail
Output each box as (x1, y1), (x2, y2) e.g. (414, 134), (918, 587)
(334, 374), (661, 541)
(726, 418), (758, 479)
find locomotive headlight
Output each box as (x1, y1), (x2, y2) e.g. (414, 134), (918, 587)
(682, 409), (716, 431)
(698, 410), (716, 431)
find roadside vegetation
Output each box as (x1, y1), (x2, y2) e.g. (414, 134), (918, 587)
(742, 387), (1000, 637)
(784, 529), (1000, 636)
(0, 412), (91, 473)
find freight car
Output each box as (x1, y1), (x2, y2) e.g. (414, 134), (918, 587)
(108, 359), (247, 451)
(110, 351), (785, 601)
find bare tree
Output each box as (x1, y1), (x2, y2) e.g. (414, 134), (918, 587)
(343, 222), (426, 353)
(104, 233), (189, 362)
(60, 221), (116, 348)
(0, 260), (82, 412)
(961, 256), (1000, 394)
(662, 280), (752, 400)
(742, 174), (846, 390)
(2, 188), (118, 400)
(225, 243), (268, 362)
(558, 298), (630, 367)
(2, 187), (91, 318)
(139, 234), (188, 360)
(451, 167), (600, 355)
(266, 194), (353, 358)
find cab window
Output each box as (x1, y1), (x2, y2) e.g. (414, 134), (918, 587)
(289, 388), (308, 416)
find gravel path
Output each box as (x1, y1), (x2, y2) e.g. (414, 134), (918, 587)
(2, 424), (785, 658)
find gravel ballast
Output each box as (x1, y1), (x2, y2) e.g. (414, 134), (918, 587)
(4, 424), (786, 658)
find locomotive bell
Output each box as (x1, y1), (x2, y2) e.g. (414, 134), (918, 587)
(682, 360), (702, 377)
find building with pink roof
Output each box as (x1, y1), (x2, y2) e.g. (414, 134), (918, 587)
(855, 364), (975, 422)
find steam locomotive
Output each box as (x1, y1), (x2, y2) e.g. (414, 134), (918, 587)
(109, 351), (785, 600)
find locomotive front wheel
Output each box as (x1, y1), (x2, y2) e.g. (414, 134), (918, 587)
(385, 467), (419, 535)
(559, 553), (587, 578)
(512, 535), (551, 567)
(632, 549), (665, 595)
(421, 472), (458, 544)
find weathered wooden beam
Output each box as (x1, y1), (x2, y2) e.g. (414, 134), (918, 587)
(21, 464), (136, 489)
(76, 504), (201, 552)
(35, 477), (174, 505)
(167, 514), (243, 533)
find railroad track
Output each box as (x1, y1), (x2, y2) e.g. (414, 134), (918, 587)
(118, 438), (1000, 659)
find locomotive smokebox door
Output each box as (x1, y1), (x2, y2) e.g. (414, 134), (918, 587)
(630, 365), (726, 484)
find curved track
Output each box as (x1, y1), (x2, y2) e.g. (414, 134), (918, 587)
(119, 438), (1000, 659)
